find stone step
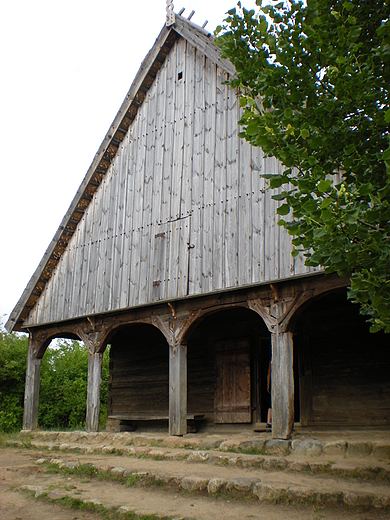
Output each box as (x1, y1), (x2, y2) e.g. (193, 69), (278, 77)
(17, 429), (390, 459)
(12, 430), (390, 484)
(28, 453), (390, 511)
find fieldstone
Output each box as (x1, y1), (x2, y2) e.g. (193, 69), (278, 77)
(343, 492), (373, 507)
(200, 437), (225, 450)
(35, 458), (47, 465)
(100, 465), (113, 473)
(228, 456), (242, 466)
(347, 441), (373, 457)
(113, 433), (133, 444)
(265, 439), (291, 456)
(219, 440), (239, 451)
(35, 489), (47, 498)
(154, 473), (176, 485)
(309, 461), (325, 473)
(82, 445), (95, 454)
(135, 447), (151, 456)
(372, 443), (390, 461)
(287, 484), (313, 501)
(21, 485), (44, 493)
(323, 440), (347, 456)
(150, 449), (166, 458)
(118, 506), (134, 513)
(165, 451), (187, 461)
(187, 451), (210, 463)
(241, 456), (264, 469)
(59, 443), (70, 451)
(207, 478), (227, 494)
(59, 461), (76, 469)
(317, 491), (343, 505)
(226, 478), (260, 492)
(289, 460), (310, 472)
(373, 495), (390, 508)
(238, 439), (266, 453)
(262, 457), (288, 470)
(293, 439), (323, 456)
(102, 445), (116, 454)
(181, 475), (209, 492)
(58, 432), (72, 441)
(85, 498), (102, 505)
(50, 458), (62, 465)
(126, 446), (136, 455)
(331, 462), (358, 472)
(111, 466), (126, 477)
(253, 482), (287, 501)
(48, 491), (67, 500)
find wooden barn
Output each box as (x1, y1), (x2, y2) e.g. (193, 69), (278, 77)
(6, 11), (390, 439)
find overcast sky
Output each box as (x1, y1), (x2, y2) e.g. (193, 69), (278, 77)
(0, 0), (259, 326)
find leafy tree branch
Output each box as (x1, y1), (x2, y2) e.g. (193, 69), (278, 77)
(216, 0), (390, 332)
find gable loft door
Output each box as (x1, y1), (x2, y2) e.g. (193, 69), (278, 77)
(214, 339), (251, 423)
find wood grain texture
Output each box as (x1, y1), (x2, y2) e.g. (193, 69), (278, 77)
(271, 330), (294, 439)
(24, 38), (316, 328)
(23, 338), (41, 430)
(86, 351), (103, 432)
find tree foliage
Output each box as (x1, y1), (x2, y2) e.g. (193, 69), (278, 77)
(0, 330), (110, 432)
(216, 0), (390, 332)
(0, 331), (28, 432)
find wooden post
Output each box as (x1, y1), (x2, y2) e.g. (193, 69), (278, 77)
(86, 351), (103, 432)
(271, 330), (294, 439)
(23, 336), (41, 430)
(169, 343), (187, 436)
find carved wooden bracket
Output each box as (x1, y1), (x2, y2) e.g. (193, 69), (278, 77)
(152, 307), (202, 347)
(248, 290), (314, 333)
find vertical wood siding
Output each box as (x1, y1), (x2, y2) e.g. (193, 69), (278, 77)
(25, 38), (316, 327)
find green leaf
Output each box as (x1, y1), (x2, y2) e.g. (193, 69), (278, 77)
(300, 128), (310, 139)
(343, 2), (354, 12)
(246, 122), (259, 136)
(277, 204), (290, 216)
(317, 179), (333, 193)
(383, 147), (390, 161)
(385, 110), (390, 123)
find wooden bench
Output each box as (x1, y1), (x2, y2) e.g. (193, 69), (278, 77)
(108, 414), (205, 433)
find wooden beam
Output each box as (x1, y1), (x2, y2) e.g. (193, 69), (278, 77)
(271, 330), (294, 439)
(169, 344), (187, 436)
(85, 351), (103, 432)
(23, 336), (41, 430)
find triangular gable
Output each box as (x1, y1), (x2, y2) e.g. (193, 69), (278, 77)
(6, 15), (235, 333)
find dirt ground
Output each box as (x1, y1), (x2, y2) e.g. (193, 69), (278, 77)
(1, 445), (389, 520)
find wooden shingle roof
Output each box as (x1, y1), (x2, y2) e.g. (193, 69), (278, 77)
(6, 14), (235, 333)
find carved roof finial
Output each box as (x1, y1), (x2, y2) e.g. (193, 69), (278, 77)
(166, 0), (175, 26)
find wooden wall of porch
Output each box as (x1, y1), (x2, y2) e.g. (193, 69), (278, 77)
(22, 273), (389, 439)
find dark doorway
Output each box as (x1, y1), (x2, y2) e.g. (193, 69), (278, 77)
(186, 307), (270, 424)
(294, 289), (390, 428)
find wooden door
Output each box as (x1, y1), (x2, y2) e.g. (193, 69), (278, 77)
(214, 339), (251, 423)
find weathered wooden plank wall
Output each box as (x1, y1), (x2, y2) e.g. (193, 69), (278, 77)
(25, 38), (316, 327)
(108, 326), (169, 417)
(296, 291), (390, 427)
(108, 308), (271, 422)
